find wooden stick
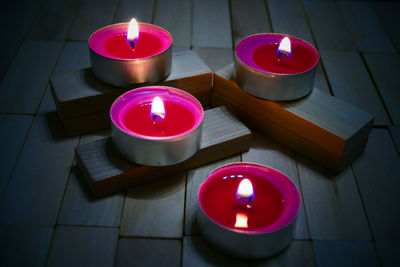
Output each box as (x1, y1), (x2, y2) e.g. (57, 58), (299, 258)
(76, 107), (251, 197)
(212, 64), (374, 172)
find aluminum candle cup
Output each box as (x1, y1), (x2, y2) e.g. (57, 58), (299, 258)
(197, 162), (301, 259)
(89, 22), (173, 87)
(235, 33), (319, 101)
(110, 86), (203, 166)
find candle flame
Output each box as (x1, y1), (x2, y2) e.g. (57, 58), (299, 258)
(277, 37), (292, 58)
(150, 96), (165, 122)
(127, 18), (139, 48)
(237, 178), (253, 199)
(234, 212), (248, 229)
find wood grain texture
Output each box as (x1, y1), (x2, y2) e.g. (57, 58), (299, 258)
(183, 236), (316, 267)
(338, 1), (395, 52)
(0, 225), (53, 267)
(26, 0), (81, 41)
(268, 0), (314, 45)
(51, 50), (212, 120)
(153, 0), (191, 48)
(113, 0), (154, 23)
(0, 115), (33, 195)
(53, 41), (90, 75)
(303, 1), (355, 50)
(120, 173), (185, 238)
(192, 47), (233, 72)
(212, 64), (373, 172)
(76, 107), (251, 197)
(230, 0), (271, 46)
(0, 114), (78, 225)
(242, 132), (309, 240)
(0, 41), (63, 114)
(352, 129), (400, 242)
(115, 238), (181, 267)
(192, 0), (232, 48)
(185, 156), (240, 236)
(297, 157), (371, 240)
(313, 241), (380, 267)
(47, 226), (118, 267)
(373, 1), (400, 51)
(321, 50), (389, 125)
(364, 52), (400, 125)
(68, 0), (119, 41)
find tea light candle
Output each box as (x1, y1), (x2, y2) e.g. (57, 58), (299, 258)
(89, 19), (173, 87)
(197, 162), (300, 259)
(110, 86), (203, 166)
(234, 33), (319, 101)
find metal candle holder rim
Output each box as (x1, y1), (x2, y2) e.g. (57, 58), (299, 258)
(110, 86), (204, 141)
(235, 32), (320, 76)
(88, 22), (173, 62)
(198, 162), (301, 235)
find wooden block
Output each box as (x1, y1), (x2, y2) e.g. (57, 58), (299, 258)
(153, 0), (191, 48)
(313, 241), (379, 267)
(183, 236), (316, 266)
(296, 157), (371, 240)
(192, 0), (232, 48)
(120, 173), (185, 238)
(51, 50), (212, 135)
(0, 225), (53, 267)
(338, 1), (395, 52)
(76, 107), (251, 197)
(0, 40), (63, 114)
(321, 50), (390, 125)
(242, 132), (309, 240)
(115, 238), (181, 267)
(47, 226), (118, 267)
(364, 52), (400, 125)
(212, 64), (373, 172)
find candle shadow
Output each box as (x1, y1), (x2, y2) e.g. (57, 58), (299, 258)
(82, 68), (122, 94)
(43, 112), (73, 141)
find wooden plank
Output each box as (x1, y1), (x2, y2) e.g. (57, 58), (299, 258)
(0, 115), (33, 195)
(153, 0), (191, 48)
(0, 225), (53, 267)
(364, 52), (400, 125)
(268, 0), (314, 45)
(321, 50), (390, 125)
(389, 126), (400, 153)
(0, 41), (63, 114)
(192, 47), (233, 72)
(373, 2), (400, 51)
(68, 0), (119, 41)
(313, 241), (380, 267)
(352, 129), (400, 242)
(47, 226), (118, 267)
(192, 0), (232, 48)
(303, 1), (355, 50)
(242, 132), (309, 240)
(51, 50), (212, 121)
(297, 156), (371, 240)
(338, 1), (395, 52)
(185, 156), (240, 236)
(59, 111), (110, 136)
(230, 0), (271, 46)
(113, 0), (154, 23)
(120, 173), (185, 238)
(53, 41), (90, 75)
(26, 0), (81, 41)
(212, 64), (373, 172)
(183, 237), (316, 266)
(0, 114), (78, 225)
(115, 238), (181, 267)
(76, 107), (251, 197)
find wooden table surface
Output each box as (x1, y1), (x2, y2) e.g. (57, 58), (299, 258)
(0, 0), (399, 266)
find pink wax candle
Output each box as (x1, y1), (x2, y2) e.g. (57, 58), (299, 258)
(197, 162), (300, 258)
(110, 86), (203, 166)
(88, 20), (173, 87)
(234, 33), (319, 101)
